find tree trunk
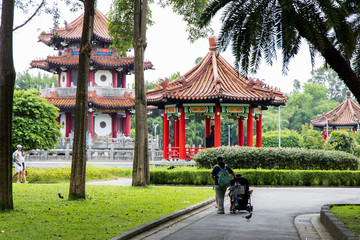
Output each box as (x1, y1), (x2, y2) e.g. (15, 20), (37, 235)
(0, 0), (16, 211)
(69, 0), (95, 199)
(132, 0), (150, 186)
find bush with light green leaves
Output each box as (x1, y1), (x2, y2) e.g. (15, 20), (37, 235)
(299, 123), (324, 149)
(12, 89), (62, 150)
(262, 129), (300, 148)
(324, 130), (356, 153)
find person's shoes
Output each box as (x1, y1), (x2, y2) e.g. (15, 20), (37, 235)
(16, 181), (20, 183)
(217, 210), (225, 214)
(24, 181), (28, 183)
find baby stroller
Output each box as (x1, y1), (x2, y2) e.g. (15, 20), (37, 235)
(229, 174), (253, 213)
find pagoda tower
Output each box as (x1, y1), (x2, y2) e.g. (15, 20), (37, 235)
(31, 9), (153, 139)
(310, 91), (360, 139)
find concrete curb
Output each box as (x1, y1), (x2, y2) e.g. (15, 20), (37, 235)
(109, 197), (215, 240)
(320, 204), (359, 240)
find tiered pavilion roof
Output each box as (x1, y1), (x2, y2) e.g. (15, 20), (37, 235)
(147, 36), (286, 107)
(310, 92), (360, 128)
(30, 9), (153, 73)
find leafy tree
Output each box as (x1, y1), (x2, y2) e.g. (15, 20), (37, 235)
(144, 71), (180, 90)
(186, 118), (205, 147)
(198, 0), (360, 103)
(69, 0), (95, 200)
(293, 79), (301, 94)
(262, 106), (289, 132)
(308, 66), (350, 103)
(282, 83), (339, 132)
(15, 71), (58, 90)
(12, 90), (61, 150)
(299, 123), (324, 150)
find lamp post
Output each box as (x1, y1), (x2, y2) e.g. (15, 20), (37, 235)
(153, 123), (158, 138)
(321, 113), (329, 138)
(228, 125), (231, 146)
(278, 106), (281, 148)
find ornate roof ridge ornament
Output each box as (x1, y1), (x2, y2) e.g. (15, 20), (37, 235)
(209, 36), (217, 52)
(160, 78), (169, 89)
(247, 77), (255, 89)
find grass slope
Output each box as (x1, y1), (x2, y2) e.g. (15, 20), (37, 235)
(331, 205), (360, 238)
(0, 184), (214, 240)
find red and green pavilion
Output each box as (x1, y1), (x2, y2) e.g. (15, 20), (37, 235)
(146, 36), (287, 160)
(310, 91), (360, 139)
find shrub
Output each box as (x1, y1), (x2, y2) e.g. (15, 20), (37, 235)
(150, 168), (360, 186)
(262, 130), (300, 148)
(193, 146), (359, 170)
(299, 124), (324, 149)
(324, 131), (356, 153)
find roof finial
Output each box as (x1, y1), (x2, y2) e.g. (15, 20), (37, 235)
(347, 91), (351, 98)
(209, 36), (217, 52)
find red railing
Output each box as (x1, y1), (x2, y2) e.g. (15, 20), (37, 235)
(167, 147), (205, 160)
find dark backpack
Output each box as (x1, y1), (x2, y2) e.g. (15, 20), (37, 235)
(217, 165), (231, 187)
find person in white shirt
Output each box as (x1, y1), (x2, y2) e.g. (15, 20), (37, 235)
(12, 145), (23, 183)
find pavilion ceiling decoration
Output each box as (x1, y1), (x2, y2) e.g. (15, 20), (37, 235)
(221, 104), (249, 119)
(183, 103), (215, 118)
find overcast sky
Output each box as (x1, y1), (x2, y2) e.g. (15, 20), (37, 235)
(12, 0), (323, 93)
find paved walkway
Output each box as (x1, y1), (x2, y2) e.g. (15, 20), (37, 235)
(88, 178), (360, 240)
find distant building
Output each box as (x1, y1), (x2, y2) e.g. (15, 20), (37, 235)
(30, 9), (153, 139)
(310, 91), (360, 139)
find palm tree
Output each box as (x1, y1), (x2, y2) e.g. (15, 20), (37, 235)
(199, 0), (360, 101)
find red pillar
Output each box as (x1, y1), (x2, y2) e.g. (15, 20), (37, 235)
(205, 116), (211, 138)
(163, 110), (169, 159)
(112, 70), (117, 88)
(174, 119), (179, 147)
(90, 112), (94, 138)
(214, 105), (221, 147)
(112, 113), (117, 138)
(66, 70), (72, 87)
(65, 112), (72, 137)
(256, 113), (262, 147)
(238, 117), (244, 146)
(89, 70), (95, 87)
(125, 110), (131, 137)
(123, 71), (127, 88)
(247, 107), (253, 147)
(179, 107), (186, 159)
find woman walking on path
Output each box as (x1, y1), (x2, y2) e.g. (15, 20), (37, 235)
(211, 156), (235, 214)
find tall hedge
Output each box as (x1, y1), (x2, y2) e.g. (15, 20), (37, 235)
(193, 146), (359, 170)
(262, 130), (300, 148)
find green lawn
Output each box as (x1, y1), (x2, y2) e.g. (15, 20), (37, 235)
(331, 205), (360, 238)
(0, 184), (214, 240)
